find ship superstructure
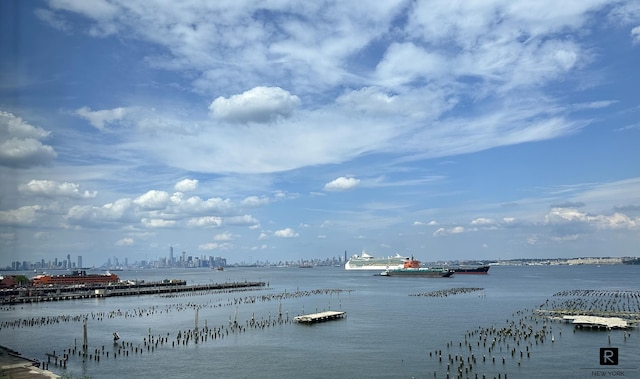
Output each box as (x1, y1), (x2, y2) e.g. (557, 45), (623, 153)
(344, 252), (410, 270)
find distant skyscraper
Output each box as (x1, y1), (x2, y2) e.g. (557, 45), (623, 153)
(78, 255), (83, 268)
(169, 246), (174, 265)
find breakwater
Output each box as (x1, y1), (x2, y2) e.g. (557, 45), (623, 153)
(1, 281), (266, 305)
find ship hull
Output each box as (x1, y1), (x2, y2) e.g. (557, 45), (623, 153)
(380, 269), (453, 278)
(451, 266), (490, 274)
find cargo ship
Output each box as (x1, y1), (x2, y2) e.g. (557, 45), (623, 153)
(31, 270), (120, 286)
(380, 258), (453, 278)
(451, 265), (490, 274)
(344, 252), (410, 270)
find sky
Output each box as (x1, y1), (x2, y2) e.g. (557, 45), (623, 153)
(1, 0), (639, 267)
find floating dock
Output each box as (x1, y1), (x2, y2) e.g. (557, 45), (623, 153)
(294, 311), (346, 324)
(563, 315), (629, 329)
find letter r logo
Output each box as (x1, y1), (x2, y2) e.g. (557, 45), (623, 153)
(600, 348), (618, 365)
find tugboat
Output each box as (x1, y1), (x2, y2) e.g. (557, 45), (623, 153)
(380, 257), (453, 278)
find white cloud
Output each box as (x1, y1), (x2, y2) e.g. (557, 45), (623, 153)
(174, 179), (198, 192)
(632, 26), (640, 43)
(241, 196), (270, 207)
(198, 242), (231, 251)
(74, 106), (128, 130)
(66, 199), (134, 226)
(134, 190), (171, 210)
(274, 228), (299, 238)
(545, 207), (638, 230)
(141, 218), (176, 228)
(470, 218), (495, 226)
(214, 231), (233, 241)
(0, 205), (42, 226)
(34, 8), (70, 32)
(115, 237), (134, 246)
(48, 0), (120, 20)
(225, 215), (259, 227)
(19, 180), (98, 199)
(0, 111), (57, 168)
(187, 216), (222, 228)
(433, 226), (465, 237)
(209, 87), (300, 124)
(324, 177), (360, 191)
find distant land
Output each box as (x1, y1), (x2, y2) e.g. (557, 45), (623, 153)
(2, 255), (639, 272)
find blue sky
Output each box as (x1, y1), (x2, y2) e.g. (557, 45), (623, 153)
(1, 0), (639, 267)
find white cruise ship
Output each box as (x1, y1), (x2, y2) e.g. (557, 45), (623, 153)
(344, 252), (410, 270)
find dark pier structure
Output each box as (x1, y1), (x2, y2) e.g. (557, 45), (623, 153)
(1, 280), (266, 305)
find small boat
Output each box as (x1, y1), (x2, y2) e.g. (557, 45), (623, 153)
(380, 257), (453, 278)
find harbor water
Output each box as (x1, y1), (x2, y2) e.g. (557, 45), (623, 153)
(1, 264), (639, 378)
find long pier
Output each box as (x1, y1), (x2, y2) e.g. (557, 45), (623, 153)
(1, 281), (266, 305)
(294, 311), (346, 323)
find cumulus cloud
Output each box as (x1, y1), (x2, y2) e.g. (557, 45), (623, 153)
(66, 199), (135, 227)
(324, 177), (360, 191)
(0, 111), (57, 168)
(134, 190), (171, 210)
(19, 180), (98, 199)
(209, 87), (301, 124)
(74, 106), (128, 130)
(273, 228), (299, 238)
(187, 216), (222, 228)
(174, 179), (198, 192)
(545, 208), (638, 230)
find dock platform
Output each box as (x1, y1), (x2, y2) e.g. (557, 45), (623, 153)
(294, 311), (346, 323)
(563, 315), (629, 329)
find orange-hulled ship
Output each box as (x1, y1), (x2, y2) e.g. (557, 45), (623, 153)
(31, 270), (119, 286)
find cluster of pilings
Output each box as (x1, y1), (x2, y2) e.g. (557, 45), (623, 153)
(410, 287), (485, 297)
(1, 288), (350, 333)
(427, 308), (560, 378)
(537, 289), (640, 321)
(36, 288), (347, 373)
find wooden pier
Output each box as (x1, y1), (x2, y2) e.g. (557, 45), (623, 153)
(1, 281), (266, 305)
(294, 311), (346, 324)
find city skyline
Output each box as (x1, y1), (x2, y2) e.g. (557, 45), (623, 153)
(1, 1), (639, 266)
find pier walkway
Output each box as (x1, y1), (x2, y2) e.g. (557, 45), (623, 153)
(2, 281), (266, 305)
(0, 346), (59, 378)
(294, 311), (346, 323)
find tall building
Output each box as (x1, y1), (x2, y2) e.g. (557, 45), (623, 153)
(77, 255), (82, 269)
(169, 246), (174, 266)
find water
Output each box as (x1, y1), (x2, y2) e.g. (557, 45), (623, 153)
(1, 265), (639, 378)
